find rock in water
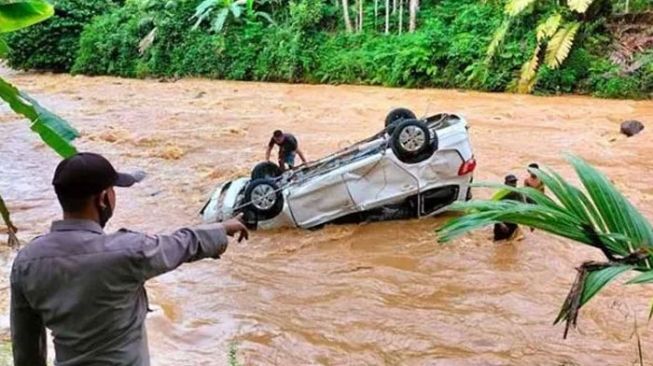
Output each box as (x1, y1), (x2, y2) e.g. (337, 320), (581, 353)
(620, 120), (645, 137)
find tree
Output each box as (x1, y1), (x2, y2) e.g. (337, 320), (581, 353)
(408, 0), (418, 33)
(384, 0), (389, 34)
(438, 155), (653, 338)
(398, 0), (403, 34)
(342, 0), (353, 32)
(358, 0), (363, 32)
(486, 0), (599, 93)
(0, 0), (80, 247)
(192, 0), (275, 33)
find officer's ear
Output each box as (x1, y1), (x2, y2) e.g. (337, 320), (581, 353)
(96, 190), (109, 208)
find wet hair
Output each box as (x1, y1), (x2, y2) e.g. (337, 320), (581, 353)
(273, 130), (283, 138)
(54, 188), (93, 212)
(505, 174), (518, 184)
(528, 163), (539, 169)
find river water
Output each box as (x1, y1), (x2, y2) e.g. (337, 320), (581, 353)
(1, 69), (652, 365)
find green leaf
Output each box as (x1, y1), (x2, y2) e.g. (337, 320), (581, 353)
(505, 0), (537, 17)
(212, 8), (229, 32)
(567, 154), (653, 253)
(0, 36), (8, 57)
(581, 265), (633, 305)
(486, 19), (511, 61)
(536, 13), (561, 41)
(0, 76), (78, 158)
(544, 22), (580, 69)
(567, 0), (594, 13)
(555, 265), (634, 325)
(0, 0), (54, 33)
(627, 271), (653, 285)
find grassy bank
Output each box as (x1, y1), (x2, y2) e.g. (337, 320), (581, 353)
(5, 0), (652, 98)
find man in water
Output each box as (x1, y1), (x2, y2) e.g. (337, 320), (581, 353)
(265, 129), (307, 171)
(11, 152), (248, 366)
(493, 174), (524, 241)
(524, 163), (545, 195)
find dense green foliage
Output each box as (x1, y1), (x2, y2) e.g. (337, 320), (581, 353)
(9, 0), (653, 98)
(5, 0), (120, 71)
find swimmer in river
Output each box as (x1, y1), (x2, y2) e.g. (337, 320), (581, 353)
(493, 174), (525, 241)
(265, 129), (307, 171)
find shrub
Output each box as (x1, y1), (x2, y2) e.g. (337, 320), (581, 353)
(71, 4), (140, 77)
(6, 0), (120, 71)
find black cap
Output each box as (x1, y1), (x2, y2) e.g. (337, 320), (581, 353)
(53, 152), (145, 197)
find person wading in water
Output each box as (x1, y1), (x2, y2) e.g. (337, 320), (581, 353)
(493, 174), (525, 241)
(10, 152), (248, 366)
(265, 130), (307, 171)
(524, 163), (545, 196)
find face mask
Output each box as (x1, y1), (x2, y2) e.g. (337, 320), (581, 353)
(96, 194), (113, 228)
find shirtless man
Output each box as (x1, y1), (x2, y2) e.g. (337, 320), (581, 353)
(524, 163), (545, 194)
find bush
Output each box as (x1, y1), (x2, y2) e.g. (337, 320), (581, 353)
(71, 4), (141, 77)
(6, 0), (120, 71)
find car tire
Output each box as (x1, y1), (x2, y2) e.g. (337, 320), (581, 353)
(251, 162), (283, 180)
(243, 179), (284, 220)
(390, 119), (436, 163)
(385, 108), (417, 134)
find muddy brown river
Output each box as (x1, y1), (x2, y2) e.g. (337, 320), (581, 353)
(1, 69), (653, 365)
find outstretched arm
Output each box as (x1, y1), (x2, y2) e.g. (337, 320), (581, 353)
(296, 148), (307, 164)
(136, 217), (248, 280)
(265, 145), (273, 161)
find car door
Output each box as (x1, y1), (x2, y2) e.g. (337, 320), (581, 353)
(343, 154), (419, 211)
(286, 169), (357, 228)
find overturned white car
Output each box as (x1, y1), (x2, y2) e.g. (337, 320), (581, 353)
(201, 108), (476, 230)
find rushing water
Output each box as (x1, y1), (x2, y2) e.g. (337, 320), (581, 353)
(1, 69), (653, 365)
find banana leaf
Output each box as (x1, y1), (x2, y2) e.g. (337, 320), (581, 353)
(0, 0), (54, 33)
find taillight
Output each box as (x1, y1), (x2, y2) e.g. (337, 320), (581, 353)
(458, 158), (476, 176)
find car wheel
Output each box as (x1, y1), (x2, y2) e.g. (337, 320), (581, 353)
(390, 119), (436, 163)
(385, 108), (417, 134)
(244, 179), (284, 220)
(251, 162), (283, 180)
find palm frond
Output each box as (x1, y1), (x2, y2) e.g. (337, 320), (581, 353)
(437, 154), (653, 337)
(544, 22), (580, 69)
(567, 0), (594, 13)
(505, 0), (537, 17)
(486, 19), (511, 62)
(536, 13), (561, 41)
(517, 44), (540, 93)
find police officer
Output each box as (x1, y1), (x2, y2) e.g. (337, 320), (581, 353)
(10, 152), (248, 366)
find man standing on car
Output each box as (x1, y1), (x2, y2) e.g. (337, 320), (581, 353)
(265, 130), (307, 171)
(10, 152), (248, 366)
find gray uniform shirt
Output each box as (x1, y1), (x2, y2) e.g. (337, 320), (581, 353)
(10, 219), (229, 366)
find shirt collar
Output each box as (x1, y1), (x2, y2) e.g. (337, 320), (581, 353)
(51, 219), (104, 234)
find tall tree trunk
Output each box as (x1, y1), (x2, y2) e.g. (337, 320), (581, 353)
(398, 0), (403, 34)
(359, 0), (364, 32)
(393, 0), (397, 14)
(374, 0), (378, 30)
(408, 0), (417, 33)
(342, 0), (353, 32)
(385, 0), (389, 34)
